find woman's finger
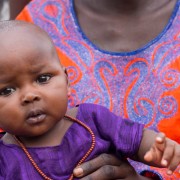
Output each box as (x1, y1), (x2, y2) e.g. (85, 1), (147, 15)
(79, 164), (137, 180)
(73, 154), (125, 177)
(73, 154), (139, 179)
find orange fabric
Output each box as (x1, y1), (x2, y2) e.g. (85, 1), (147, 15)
(56, 47), (83, 86)
(158, 56), (180, 143)
(16, 7), (33, 22)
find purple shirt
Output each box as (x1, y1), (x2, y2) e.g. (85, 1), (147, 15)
(0, 103), (144, 179)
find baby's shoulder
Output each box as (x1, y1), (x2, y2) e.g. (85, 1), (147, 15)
(78, 103), (111, 114)
(66, 103), (104, 117)
(66, 106), (79, 118)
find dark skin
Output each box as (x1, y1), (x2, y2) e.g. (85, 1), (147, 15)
(73, 154), (152, 180)
(11, 0), (178, 179)
(74, 0), (177, 52)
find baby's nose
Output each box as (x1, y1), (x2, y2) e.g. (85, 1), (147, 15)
(21, 92), (41, 105)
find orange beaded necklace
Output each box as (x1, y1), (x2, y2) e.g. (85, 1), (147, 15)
(13, 115), (96, 180)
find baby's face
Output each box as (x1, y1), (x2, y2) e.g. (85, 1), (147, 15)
(0, 26), (70, 137)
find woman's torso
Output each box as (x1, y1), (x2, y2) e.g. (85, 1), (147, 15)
(20, 0), (180, 132)
(17, 0), (180, 177)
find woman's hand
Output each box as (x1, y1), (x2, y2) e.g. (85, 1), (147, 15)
(73, 154), (153, 179)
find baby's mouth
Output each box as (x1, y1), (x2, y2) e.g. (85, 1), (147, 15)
(26, 110), (46, 124)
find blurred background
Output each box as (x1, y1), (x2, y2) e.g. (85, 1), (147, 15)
(0, 0), (30, 20)
(0, 0), (9, 20)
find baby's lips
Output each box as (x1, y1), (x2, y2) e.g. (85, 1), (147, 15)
(26, 114), (46, 124)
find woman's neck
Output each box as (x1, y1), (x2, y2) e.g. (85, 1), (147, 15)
(75, 0), (163, 15)
(74, 0), (177, 52)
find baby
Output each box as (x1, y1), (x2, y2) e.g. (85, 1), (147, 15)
(0, 20), (179, 180)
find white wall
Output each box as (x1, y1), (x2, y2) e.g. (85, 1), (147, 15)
(0, 0), (10, 20)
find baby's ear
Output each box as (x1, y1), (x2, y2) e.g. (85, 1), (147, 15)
(63, 67), (71, 97)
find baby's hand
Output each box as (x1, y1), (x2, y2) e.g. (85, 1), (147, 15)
(144, 132), (180, 175)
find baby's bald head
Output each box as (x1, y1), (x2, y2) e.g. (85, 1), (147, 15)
(0, 20), (60, 65)
(0, 20), (51, 41)
(0, 22), (70, 138)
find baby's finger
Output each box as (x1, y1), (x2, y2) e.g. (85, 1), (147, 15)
(144, 145), (164, 165)
(155, 133), (166, 151)
(160, 140), (174, 167)
(144, 150), (154, 162)
(166, 144), (180, 175)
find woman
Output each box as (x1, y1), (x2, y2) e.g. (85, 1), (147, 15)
(16, 0), (180, 179)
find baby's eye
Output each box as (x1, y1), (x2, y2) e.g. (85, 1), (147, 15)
(36, 74), (52, 84)
(0, 87), (16, 96)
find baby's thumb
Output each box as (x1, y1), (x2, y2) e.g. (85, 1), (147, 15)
(144, 150), (153, 162)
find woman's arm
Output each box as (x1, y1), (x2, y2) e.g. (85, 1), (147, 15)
(73, 154), (160, 180)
